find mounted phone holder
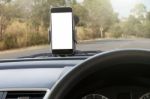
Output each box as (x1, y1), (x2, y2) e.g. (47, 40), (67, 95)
(49, 7), (79, 56)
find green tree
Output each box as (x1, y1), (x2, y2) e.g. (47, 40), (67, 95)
(108, 23), (123, 38)
(127, 3), (150, 38)
(0, 0), (22, 40)
(122, 15), (140, 36)
(31, 0), (66, 31)
(72, 3), (88, 26)
(83, 0), (117, 38)
(131, 3), (147, 22)
(146, 11), (150, 21)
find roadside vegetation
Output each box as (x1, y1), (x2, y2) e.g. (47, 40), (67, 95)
(0, 0), (150, 50)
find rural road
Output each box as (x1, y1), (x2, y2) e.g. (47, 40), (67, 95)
(0, 39), (150, 59)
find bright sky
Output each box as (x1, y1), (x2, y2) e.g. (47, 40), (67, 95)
(110, 0), (150, 18)
(77, 0), (150, 18)
(77, 0), (84, 3)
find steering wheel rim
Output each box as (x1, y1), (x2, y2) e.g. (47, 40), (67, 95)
(48, 49), (150, 99)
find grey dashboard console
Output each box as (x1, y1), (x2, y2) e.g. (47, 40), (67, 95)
(0, 58), (85, 89)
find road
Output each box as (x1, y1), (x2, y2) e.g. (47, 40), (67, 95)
(0, 39), (150, 59)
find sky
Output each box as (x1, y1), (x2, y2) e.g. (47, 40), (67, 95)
(77, 0), (150, 19)
(110, 0), (150, 18)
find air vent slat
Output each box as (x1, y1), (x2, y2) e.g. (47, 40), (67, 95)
(5, 91), (46, 99)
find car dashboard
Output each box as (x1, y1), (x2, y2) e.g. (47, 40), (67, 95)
(0, 50), (150, 99)
(0, 57), (84, 99)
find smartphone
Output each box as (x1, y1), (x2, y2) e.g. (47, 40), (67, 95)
(50, 7), (75, 55)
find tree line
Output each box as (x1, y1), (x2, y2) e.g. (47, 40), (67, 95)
(0, 0), (150, 50)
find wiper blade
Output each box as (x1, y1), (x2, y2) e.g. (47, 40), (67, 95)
(20, 50), (102, 58)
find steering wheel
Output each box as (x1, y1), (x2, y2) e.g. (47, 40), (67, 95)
(48, 49), (150, 99)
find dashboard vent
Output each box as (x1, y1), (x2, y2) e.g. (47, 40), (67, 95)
(5, 91), (46, 99)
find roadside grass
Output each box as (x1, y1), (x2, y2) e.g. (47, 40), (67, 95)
(0, 23), (146, 51)
(0, 44), (49, 54)
(0, 20), (48, 51)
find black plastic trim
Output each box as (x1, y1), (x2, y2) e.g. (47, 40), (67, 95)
(51, 7), (72, 13)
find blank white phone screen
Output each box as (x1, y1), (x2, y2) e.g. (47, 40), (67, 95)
(51, 12), (73, 50)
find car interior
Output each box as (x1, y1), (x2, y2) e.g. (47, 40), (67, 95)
(1, 0), (150, 99)
(0, 49), (150, 99)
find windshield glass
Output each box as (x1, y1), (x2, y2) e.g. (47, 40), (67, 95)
(0, 0), (150, 59)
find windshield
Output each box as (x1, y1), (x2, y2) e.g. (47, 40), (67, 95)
(0, 0), (150, 59)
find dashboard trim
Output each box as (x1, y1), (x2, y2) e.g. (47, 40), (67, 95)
(0, 88), (51, 99)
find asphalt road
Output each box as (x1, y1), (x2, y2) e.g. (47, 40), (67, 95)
(0, 39), (150, 59)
